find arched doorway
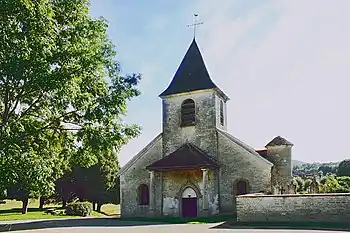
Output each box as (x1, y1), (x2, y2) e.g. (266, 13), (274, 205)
(181, 187), (197, 217)
(236, 180), (249, 195)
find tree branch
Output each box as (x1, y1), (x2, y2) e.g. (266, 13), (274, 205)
(59, 128), (82, 131)
(19, 93), (44, 120)
(7, 88), (26, 120)
(38, 110), (80, 132)
(2, 91), (10, 126)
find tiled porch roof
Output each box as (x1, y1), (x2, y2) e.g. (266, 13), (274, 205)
(146, 143), (219, 172)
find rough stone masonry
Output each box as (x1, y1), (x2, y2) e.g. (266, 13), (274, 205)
(237, 193), (350, 223)
(117, 38), (293, 218)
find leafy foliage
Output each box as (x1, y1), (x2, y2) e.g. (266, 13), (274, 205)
(65, 201), (93, 217)
(319, 175), (348, 193)
(0, 189), (6, 200)
(304, 178), (312, 191)
(49, 160), (120, 210)
(0, 0), (140, 213)
(293, 176), (305, 192)
(293, 162), (339, 177)
(293, 174), (350, 194)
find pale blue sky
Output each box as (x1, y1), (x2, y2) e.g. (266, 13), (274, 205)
(90, 0), (350, 165)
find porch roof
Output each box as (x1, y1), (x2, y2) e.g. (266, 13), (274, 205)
(146, 143), (219, 172)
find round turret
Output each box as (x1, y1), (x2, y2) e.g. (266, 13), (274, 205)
(265, 136), (293, 194)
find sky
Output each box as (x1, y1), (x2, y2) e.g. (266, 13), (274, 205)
(90, 0), (350, 165)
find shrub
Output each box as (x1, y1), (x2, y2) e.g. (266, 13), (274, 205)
(65, 202), (93, 217)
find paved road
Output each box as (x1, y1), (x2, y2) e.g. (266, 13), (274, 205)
(1, 218), (348, 233)
(11, 225), (350, 233)
(4, 222), (349, 233)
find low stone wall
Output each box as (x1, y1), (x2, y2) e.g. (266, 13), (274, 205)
(236, 193), (350, 223)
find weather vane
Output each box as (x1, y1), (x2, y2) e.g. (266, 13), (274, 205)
(187, 14), (203, 39)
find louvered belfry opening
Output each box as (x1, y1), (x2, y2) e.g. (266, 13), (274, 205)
(220, 100), (224, 126)
(181, 99), (195, 126)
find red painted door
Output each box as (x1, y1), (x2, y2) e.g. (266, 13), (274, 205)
(182, 197), (197, 217)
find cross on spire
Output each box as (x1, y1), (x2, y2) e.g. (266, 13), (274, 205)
(187, 14), (203, 39)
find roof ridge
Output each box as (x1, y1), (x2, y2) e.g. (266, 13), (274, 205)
(216, 128), (273, 166)
(265, 136), (293, 147)
(117, 133), (162, 176)
(187, 143), (218, 163)
(146, 143), (219, 171)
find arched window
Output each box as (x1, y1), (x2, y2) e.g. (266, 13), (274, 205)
(236, 180), (249, 195)
(220, 100), (224, 126)
(138, 184), (149, 205)
(182, 187), (197, 198)
(181, 99), (195, 126)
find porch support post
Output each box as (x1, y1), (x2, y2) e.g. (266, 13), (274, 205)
(149, 171), (155, 210)
(201, 168), (209, 210)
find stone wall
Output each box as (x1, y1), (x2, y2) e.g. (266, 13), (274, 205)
(237, 193), (350, 223)
(119, 134), (163, 218)
(217, 130), (272, 213)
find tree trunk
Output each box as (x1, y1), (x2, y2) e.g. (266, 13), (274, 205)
(39, 197), (45, 209)
(21, 198), (29, 214)
(62, 199), (67, 208)
(92, 202), (96, 211)
(96, 202), (102, 212)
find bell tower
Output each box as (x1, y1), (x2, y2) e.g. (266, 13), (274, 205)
(159, 39), (229, 158)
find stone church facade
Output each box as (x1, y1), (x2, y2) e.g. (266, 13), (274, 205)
(117, 39), (294, 218)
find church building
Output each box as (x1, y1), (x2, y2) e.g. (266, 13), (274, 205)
(117, 38), (294, 218)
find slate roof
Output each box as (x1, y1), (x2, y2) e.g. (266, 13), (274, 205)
(255, 149), (268, 158)
(159, 39), (221, 97)
(146, 143), (219, 171)
(265, 136), (294, 147)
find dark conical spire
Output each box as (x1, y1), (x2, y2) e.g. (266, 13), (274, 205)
(159, 39), (219, 97)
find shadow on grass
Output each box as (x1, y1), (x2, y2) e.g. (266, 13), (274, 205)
(0, 217), (166, 232)
(0, 206), (65, 215)
(0, 214), (233, 232)
(0, 206), (112, 216)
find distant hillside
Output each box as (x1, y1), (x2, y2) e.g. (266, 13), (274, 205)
(292, 160), (306, 167)
(292, 160), (340, 176)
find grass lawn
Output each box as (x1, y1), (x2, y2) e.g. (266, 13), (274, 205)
(0, 199), (120, 221)
(100, 203), (120, 216)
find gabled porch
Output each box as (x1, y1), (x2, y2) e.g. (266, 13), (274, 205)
(146, 143), (220, 217)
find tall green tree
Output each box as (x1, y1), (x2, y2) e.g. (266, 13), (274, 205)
(72, 161), (119, 212)
(0, 0), (140, 214)
(337, 159), (350, 177)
